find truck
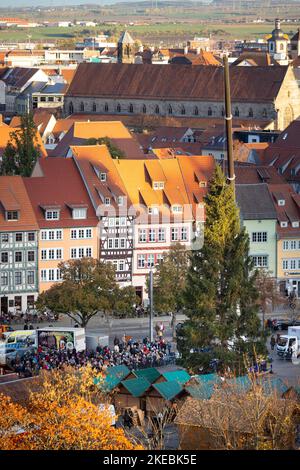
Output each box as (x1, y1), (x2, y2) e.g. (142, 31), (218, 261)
(276, 326), (300, 359)
(86, 334), (109, 351)
(0, 327), (86, 366)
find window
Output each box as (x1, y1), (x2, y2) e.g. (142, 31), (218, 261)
(147, 254), (155, 268)
(27, 251), (35, 262)
(158, 228), (165, 242)
(291, 259), (296, 270)
(1, 234), (9, 243)
(104, 103), (109, 112)
(252, 256), (268, 268)
(149, 229), (155, 242)
(45, 210), (59, 220)
(100, 172), (107, 182)
(117, 196), (123, 206)
(78, 229), (84, 239)
(1, 252), (8, 263)
(181, 106), (185, 115)
(291, 240), (297, 250)
(138, 254), (145, 268)
(73, 208), (87, 219)
(234, 107), (239, 117)
(27, 271), (35, 285)
(92, 102), (96, 112)
(181, 227), (188, 241)
(283, 259), (289, 270)
(168, 105), (173, 115)
(171, 227), (179, 241)
(262, 108), (267, 118)
(15, 272), (22, 285)
(208, 107), (212, 116)
(278, 199), (285, 206)
(142, 104), (147, 114)
(114, 238), (119, 249)
(71, 230), (77, 239)
(41, 250), (47, 260)
(28, 232), (35, 242)
(117, 103), (121, 113)
(252, 232), (267, 243)
(120, 238), (126, 249)
(86, 248), (92, 257)
(80, 102), (84, 112)
(292, 221), (299, 228)
(221, 107), (225, 117)
(139, 229), (146, 243)
(15, 252), (22, 263)
(15, 233), (22, 242)
(155, 105), (160, 115)
(71, 248), (77, 259)
(86, 229), (92, 238)
(283, 240), (289, 250)
(194, 106), (199, 116)
(148, 206), (159, 215)
(119, 260), (125, 271)
(0, 272), (8, 286)
(120, 217), (127, 226)
(105, 197), (111, 206)
(48, 269), (55, 282)
(157, 253), (164, 264)
(172, 205), (183, 214)
(108, 239), (113, 249)
(69, 102), (74, 114)
(281, 221), (288, 228)
(129, 103), (133, 113)
(6, 211), (19, 221)
(248, 108), (253, 118)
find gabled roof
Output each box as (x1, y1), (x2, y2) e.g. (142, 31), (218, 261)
(0, 176), (38, 232)
(121, 377), (151, 397)
(1, 67), (40, 89)
(24, 158), (98, 229)
(185, 383), (215, 400)
(236, 183), (277, 220)
(153, 380), (184, 401)
(257, 376), (289, 396)
(133, 367), (161, 384)
(100, 365), (131, 392)
(118, 31), (135, 45)
(160, 370), (191, 384)
(194, 373), (222, 385)
(66, 63), (288, 103)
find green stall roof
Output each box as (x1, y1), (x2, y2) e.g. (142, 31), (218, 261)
(121, 377), (151, 398)
(97, 365), (131, 392)
(161, 370), (191, 385)
(133, 368), (161, 384)
(153, 380), (183, 401)
(258, 377), (289, 396)
(186, 383), (215, 400)
(226, 375), (253, 393)
(194, 373), (222, 385)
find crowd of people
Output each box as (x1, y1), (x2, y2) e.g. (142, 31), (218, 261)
(10, 334), (175, 378)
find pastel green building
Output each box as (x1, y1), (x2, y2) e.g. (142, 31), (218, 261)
(236, 184), (277, 277)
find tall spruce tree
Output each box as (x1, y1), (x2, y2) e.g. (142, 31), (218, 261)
(0, 112), (40, 177)
(181, 166), (266, 371)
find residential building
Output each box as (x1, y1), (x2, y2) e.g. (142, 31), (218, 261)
(24, 158), (99, 292)
(236, 184), (277, 277)
(0, 176), (39, 314)
(268, 183), (300, 296)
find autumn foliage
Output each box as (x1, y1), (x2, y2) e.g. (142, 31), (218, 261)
(0, 365), (142, 450)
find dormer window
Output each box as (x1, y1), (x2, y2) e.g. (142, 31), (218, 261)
(292, 221), (299, 228)
(199, 181), (207, 188)
(280, 221), (288, 228)
(153, 181), (165, 190)
(172, 205), (183, 214)
(148, 206), (159, 215)
(100, 173), (107, 182)
(105, 197), (111, 206)
(45, 210), (59, 220)
(117, 196), (124, 206)
(278, 199), (285, 206)
(73, 208), (87, 220)
(6, 211), (19, 221)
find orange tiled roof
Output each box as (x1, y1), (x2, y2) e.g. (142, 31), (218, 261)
(0, 176), (38, 231)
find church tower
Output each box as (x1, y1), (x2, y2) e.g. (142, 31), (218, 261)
(117, 31), (135, 64)
(267, 19), (290, 65)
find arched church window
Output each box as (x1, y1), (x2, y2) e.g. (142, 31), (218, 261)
(142, 104), (147, 114)
(221, 107), (225, 117)
(68, 102), (74, 115)
(168, 105), (173, 115)
(129, 103), (134, 113)
(262, 108), (268, 118)
(155, 105), (160, 115)
(208, 107), (212, 116)
(117, 103), (121, 113)
(193, 106), (199, 116)
(80, 102), (84, 112)
(104, 103), (109, 112)
(234, 107), (239, 117)
(181, 105), (186, 115)
(92, 102), (96, 112)
(248, 108), (253, 118)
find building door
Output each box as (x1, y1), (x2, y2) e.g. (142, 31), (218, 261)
(0, 296), (8, 315)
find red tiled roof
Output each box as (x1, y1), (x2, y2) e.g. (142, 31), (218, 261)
(24, 158), (98, 229)
(66, 63), (288, 102)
